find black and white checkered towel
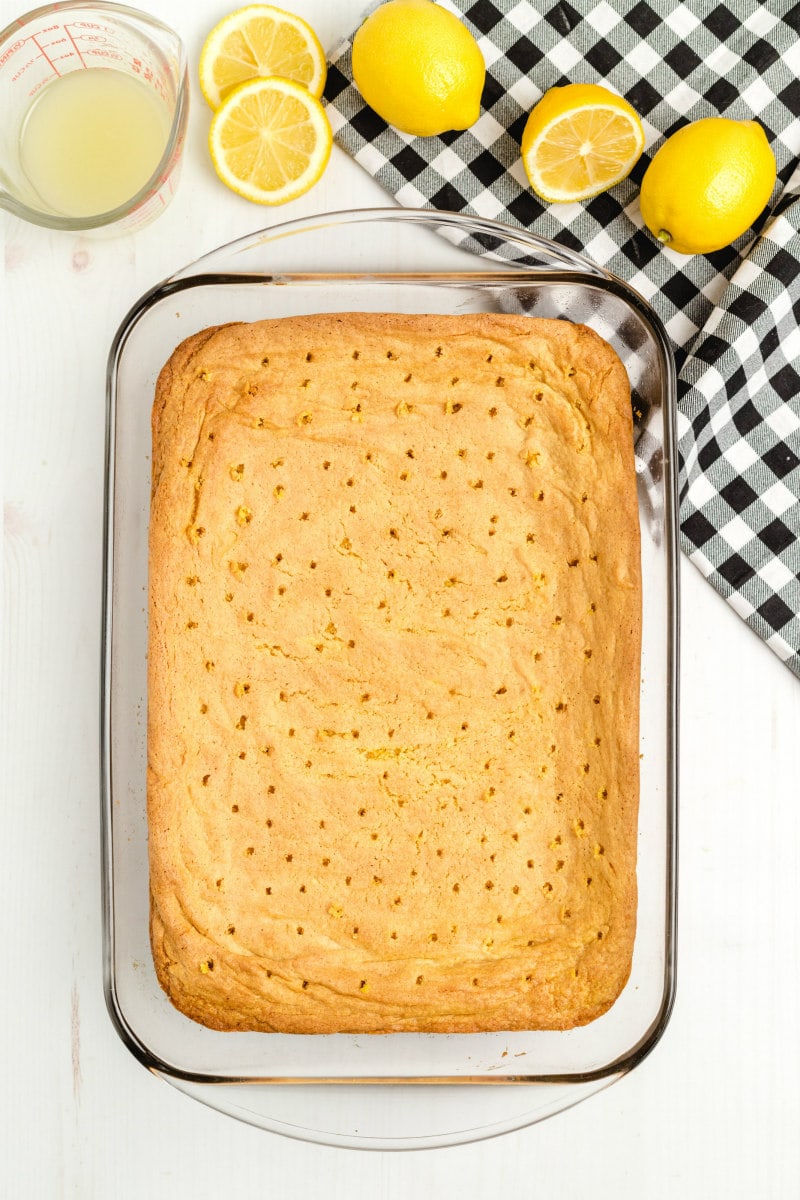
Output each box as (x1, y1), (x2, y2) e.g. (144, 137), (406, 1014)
(324, 0), (800, 678)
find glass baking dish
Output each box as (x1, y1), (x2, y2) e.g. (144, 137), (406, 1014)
(101, 208), (678, 1149)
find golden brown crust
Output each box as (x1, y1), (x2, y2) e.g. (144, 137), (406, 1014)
(147, 312), (641, 1033)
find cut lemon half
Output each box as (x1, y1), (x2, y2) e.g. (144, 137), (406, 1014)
(521, 83), (644, 203)
(209, 76), (332, 205)
(199, 4), (327, 110)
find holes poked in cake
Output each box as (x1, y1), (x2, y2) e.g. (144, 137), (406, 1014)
(185, 524), (205, 545)
(167, 343), (623, 1000)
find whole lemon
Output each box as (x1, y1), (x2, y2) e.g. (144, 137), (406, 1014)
(351, 0), (485, 137)
(639, 117), (776, 255)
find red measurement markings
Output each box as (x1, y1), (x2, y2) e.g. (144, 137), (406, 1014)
(64, 24), (88, 68)
(0, 38), (25, 69)
(31, 33), (63, 76)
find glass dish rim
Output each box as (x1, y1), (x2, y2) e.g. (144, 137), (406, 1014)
(100, 206), (680, 1093)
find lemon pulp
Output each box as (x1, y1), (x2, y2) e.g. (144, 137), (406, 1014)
(521, 83), (644, 203)
(199, 4), (327, 109)
(208, 75), (332, 205)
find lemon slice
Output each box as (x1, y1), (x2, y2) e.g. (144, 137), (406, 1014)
(521, 83), (644, 203)
(199, 4), (327, 110)
(209, 76), (332, 205)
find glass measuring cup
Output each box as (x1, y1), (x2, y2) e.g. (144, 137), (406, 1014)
(0, 2), (189, 232)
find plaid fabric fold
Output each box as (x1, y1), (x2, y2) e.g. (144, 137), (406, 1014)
(324, 0), (800, 677)
(678, 173), (800, 671)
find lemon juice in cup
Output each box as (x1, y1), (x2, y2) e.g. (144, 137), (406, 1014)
(19, 67), (172, 218)
(0, 2), (188, 232)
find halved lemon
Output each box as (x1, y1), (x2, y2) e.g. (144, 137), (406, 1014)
(521, 83), (644, 203)
(199, 4), (327, 110)
(209, 76), (332, 205)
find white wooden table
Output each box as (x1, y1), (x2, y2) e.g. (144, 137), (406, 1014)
(2, 1), (799, 1194)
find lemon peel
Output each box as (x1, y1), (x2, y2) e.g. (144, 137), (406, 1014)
(351, 0), (485, 137)
(639, 117), (776, 256)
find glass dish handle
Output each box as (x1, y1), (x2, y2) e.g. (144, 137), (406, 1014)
(169, 207), (613, 282)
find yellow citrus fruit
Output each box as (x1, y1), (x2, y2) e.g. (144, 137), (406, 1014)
(639, 117), (776, 255)
(351, 0), (485, 137)
(521, 83), (645, 203)
(208, 76), (332, 205)
(199, 4), (327, 110)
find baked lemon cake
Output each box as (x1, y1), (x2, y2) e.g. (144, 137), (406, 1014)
(147, 312), (641, 1033)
